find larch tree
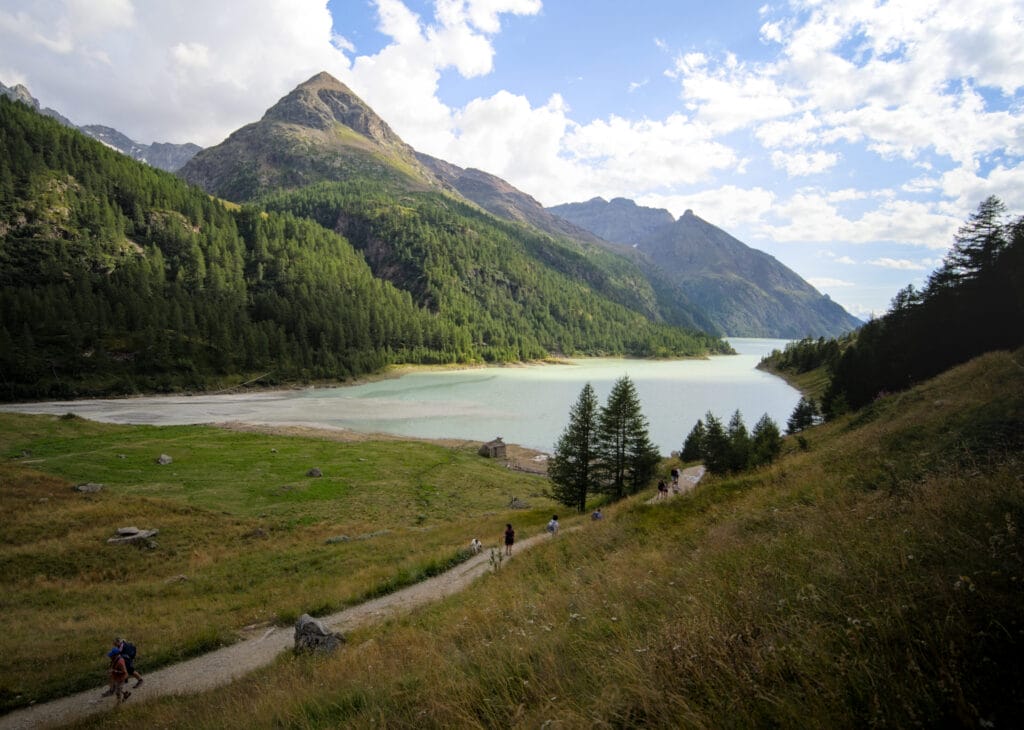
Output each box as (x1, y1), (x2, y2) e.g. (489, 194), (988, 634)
(548, 382), (600, 512)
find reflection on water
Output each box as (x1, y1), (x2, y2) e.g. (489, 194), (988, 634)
(0, 339), (798, 454)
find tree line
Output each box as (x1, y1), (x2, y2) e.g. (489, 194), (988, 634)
(548, 376), (786, 511)
(823, 196), (1024, 416)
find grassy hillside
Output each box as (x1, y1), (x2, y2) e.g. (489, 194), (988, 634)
(2, 348), (1017, 727)
(0, 416), (560, 712)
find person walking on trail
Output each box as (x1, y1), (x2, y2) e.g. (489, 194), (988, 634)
(103, 647), (131, 704)
(657, 480), (668, 500)
(115, 637), (143, 688)
(504, 523), (515, 555)
(546, 515), (560, 535)
(591, 508), (603, 521)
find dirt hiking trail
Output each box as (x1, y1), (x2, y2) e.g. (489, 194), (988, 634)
(2, 466), (704, 730)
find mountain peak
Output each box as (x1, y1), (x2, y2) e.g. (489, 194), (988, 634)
(261, 71), (400, 147)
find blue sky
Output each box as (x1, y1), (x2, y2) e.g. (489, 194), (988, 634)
(2, 1), (1023, 320)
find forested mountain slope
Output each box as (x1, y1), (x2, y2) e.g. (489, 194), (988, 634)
(0, 96), (727, 400)
(178, 72), (726, 345)
(0, 97), (468, 399)
(261, 181), (729, 359)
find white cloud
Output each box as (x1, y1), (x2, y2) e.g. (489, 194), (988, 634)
(866, 258), (929, 271)
(0, 0), (351, 145)
(808, 277), (855, 288)
(770, 149), (839, 176)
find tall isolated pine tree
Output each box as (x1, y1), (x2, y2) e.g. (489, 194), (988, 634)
(596, 376), (660, 499)
(548, 383), (600, 512)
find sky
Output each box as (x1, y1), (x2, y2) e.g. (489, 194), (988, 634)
(2, 0), (1023, 321)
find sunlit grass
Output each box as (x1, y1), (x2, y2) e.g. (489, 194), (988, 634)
(62, 348), (1024, 729)
(0, 415), (557, 711)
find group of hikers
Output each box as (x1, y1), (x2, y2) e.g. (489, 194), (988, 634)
(102, 637), (143, 704)
(656, 466), (684, 500)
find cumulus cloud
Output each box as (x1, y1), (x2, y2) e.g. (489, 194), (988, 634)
(0, 0), (351, 145)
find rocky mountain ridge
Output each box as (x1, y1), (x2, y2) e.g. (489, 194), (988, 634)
(550, 198), (863, 337)
(0, 80), (201, 172)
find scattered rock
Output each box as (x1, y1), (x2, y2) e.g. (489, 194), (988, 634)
(508, 497), (530, 509)
(165, 574), (189, 583)
(107, 527), (159, 545)
(74, 482), (104, 493)
(294, 614), (345, 654)
(117, 454), (127, 459)
(325, 535), (350, 544)
(306, 467), (322, 477)
(156, 454), (173, 465)
(270, 448), (278, 453)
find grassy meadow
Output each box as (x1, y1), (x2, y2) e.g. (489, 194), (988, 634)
(3, 348), (1023, 728)
(0, 415), (559, 712)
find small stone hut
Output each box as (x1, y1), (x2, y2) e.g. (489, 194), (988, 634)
(479, 436), (507, 459)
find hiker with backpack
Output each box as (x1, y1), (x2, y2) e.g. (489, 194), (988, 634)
(102, 646), (131, 703)
(114, 638), (143, 688)
(101, 638), (142, 697)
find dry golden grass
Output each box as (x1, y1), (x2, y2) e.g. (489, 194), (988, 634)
(17, 349), (1024, 727)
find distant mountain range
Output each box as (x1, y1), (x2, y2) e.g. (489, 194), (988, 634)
(550, 198), (863, 337)
(0, 80), (201, 172)
(6, 72), (861, 339)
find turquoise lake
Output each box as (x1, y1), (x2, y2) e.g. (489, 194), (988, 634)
(0, 338), (798, 454)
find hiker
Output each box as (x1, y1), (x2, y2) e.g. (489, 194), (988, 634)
(103, 646), (131, 703)
(591, 508), (603, 521)
(657, 480), (668, 500)
(114, 637), (144, 688)
(504, 523), (515, 555)
(671, 466), (680, 486)
(546, 515), (559, 535)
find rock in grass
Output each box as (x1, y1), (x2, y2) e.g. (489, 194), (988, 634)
(108, 527), (159, 544)
(74, 482), (104, 493)
(306, 467), (322, 477)
(294, 614), (345, 654)
(156, 454), (173, 465)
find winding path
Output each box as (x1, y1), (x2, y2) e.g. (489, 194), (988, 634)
(1, 465), (704, 729)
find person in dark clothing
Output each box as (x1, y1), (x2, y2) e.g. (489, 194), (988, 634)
(504, 523), (515, 555)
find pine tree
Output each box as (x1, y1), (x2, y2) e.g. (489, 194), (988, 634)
(750, 413), (782, 467)
(595, 376), (660, 499)
(680, 418), (705, 462)
(701, 411), (731, 475)
(787, 396), (820, 434)
(726, 410), (751, 472)
(548, 383), (600, 512)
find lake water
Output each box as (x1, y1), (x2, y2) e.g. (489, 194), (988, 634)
(0, 338), (797, 455)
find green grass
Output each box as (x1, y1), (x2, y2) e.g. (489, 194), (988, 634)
(0, 416), (558, 711)
(53, 348), (1024, 729)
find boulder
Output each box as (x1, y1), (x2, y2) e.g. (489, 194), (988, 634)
(107, 527), (159, 544)
(74, 482), (104, 493)
(306, 467), (322, 477)
(156, 454), (173, 465)
(294, 614), (345, 654)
